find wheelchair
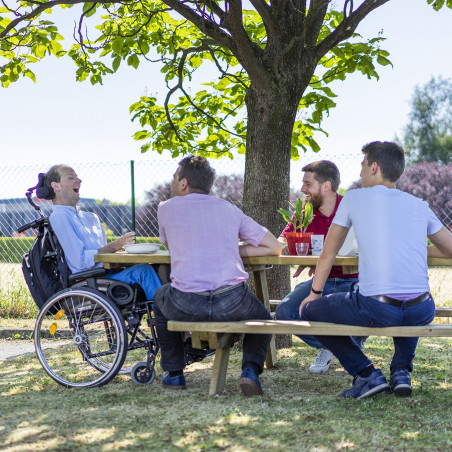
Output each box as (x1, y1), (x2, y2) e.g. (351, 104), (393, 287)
(19, 174), (211, 389)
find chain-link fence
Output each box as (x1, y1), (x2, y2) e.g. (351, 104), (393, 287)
(0, 155), (451, 304)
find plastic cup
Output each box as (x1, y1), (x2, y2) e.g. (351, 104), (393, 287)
(295, 242), (309, 256)
(311, 234), (324, 256)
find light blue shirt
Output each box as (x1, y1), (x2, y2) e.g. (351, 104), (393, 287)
(333, 185), (443, 297)
(49, 205), (106, 273)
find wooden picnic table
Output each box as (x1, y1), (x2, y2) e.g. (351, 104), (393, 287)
(94, 252), (452, 369)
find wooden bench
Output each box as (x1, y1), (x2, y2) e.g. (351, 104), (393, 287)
(269, 300), (452, 317)
(168, 314), (452, 396)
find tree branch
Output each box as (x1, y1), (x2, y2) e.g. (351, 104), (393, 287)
(222, 0), (271, 90)
(249, 0), (277, 36)
(0, 0), (128, 40)
(159, 0), (235, 49)
(314, 0), (391, 60)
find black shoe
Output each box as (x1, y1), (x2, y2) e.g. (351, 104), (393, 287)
(390, 368), (412, 397)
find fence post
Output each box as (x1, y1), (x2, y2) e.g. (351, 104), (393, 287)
(130, 160), (135, 232)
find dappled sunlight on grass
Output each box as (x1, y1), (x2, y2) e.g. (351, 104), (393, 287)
(0, 336), (450, 451)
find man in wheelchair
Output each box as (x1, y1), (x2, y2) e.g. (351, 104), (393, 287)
(44, 164), (162, 300)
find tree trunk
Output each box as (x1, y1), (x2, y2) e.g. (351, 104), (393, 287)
(243, 85), (300, 348)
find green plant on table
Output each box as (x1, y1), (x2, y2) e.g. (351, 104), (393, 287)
(277, 198), (314, 232)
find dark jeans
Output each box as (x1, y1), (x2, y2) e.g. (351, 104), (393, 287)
(301, 286), (435, 376)
(275, 277), (366, 350)
(154, 283), (272, 374)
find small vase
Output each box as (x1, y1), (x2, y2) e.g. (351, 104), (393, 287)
(285, 232), (313, 256)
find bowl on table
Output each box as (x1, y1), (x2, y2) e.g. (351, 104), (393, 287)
(123, 243), (160, 254)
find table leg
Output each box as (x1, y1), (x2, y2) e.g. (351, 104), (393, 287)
(252, 266), (277, 368)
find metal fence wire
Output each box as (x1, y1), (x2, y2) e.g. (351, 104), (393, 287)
(0, 156), (450, 304)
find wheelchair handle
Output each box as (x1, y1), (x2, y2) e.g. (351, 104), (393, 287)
(17, 218), (48, 234)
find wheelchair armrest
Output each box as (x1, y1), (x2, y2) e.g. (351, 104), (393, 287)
(68, 267), (109, 282)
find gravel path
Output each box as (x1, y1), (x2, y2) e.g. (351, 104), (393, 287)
(0, 339), (36, 361)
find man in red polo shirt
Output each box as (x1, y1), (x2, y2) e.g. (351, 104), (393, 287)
(276, 160), (365, 372)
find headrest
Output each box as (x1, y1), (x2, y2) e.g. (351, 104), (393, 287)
(35, 173), (53, 200)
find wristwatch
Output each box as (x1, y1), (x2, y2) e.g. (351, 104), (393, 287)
(311, 287), (323, 295)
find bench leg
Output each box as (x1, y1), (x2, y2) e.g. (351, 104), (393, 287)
(253, 267), (278, 368)
(209, 346), (231, 396)
(265, 335), (277, 369)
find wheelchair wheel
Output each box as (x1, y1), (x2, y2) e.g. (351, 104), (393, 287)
(34, 288), (128, 388)
(131, 362), (156, 385)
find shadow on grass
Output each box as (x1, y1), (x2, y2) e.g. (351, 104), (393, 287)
(0, 337), (450, 451)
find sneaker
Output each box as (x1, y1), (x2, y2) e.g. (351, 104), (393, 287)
(309, 348), (336, 373)
(390, 368), (412, 397)
(162, 372), (187, 390)
(341, 368), (389, 399)
(239, 368), (264, 396)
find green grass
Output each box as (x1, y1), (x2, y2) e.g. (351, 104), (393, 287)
(0, 264), (38, 319)
(0, 337), (451, 451)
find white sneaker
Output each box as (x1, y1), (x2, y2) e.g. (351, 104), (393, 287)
(309, 348), (336, 373)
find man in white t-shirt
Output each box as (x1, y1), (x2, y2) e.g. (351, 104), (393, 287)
(154, 155), (281, 396)
(300, 141), (452, 399)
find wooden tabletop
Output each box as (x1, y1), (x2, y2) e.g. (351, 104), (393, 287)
(94, 251), (452, 268)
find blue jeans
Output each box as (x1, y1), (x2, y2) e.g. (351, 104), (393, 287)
(154, 283), (272, 373)
(107, 263), (162, 300)
(301, 286), (435, 376)
(275, 277), (366, 349)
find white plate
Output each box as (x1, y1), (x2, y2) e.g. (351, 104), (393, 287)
(123, 243), (160, 254)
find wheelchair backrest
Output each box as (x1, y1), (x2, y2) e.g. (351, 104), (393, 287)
(22, 221), (70, 310)
(19, 174), (70, 309)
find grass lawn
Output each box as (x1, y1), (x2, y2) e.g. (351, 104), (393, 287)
(1, 263), (451, 450)
(0, 336), (451, 451)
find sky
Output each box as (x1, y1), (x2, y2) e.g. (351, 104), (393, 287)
(1, 0), (452, 198)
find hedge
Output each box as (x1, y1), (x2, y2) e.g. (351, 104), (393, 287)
(0, 236), (161, 264)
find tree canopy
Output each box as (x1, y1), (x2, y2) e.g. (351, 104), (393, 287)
(401, 76), (452, 164)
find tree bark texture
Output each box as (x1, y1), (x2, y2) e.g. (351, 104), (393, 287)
(243, 85), (298, 300)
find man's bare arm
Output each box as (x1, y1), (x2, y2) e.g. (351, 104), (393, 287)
(98, 231), (136, 254)
(240, 231), (282, 257)
(428, 227), (452, 258)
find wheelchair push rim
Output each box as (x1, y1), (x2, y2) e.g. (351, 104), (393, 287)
(34, 288), (128, 388)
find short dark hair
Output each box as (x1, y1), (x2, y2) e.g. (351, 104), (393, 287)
(178, 155), (216, 194)
(361, 141), (405, 182)
(302, 160), (340, 192)
(44, 164), (67, 200)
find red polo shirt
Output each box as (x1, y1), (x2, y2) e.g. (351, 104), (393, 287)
(280, 194), (358, 279)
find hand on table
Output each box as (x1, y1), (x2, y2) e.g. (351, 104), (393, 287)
(118, 231), (136, 247)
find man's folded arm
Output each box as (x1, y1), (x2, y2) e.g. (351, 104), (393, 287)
(239, 231), (282, 257)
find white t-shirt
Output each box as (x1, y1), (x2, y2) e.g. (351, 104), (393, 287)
(333, 185), (442, 297)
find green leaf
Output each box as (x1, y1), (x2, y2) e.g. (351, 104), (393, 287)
(127, 54), (139, 69)
(24, 69), (36, 82)
(140, 41), (150, 55)
(112, 38), (123, 55)
(112, 56), (121, 72)
(376, 55), (392, 67)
